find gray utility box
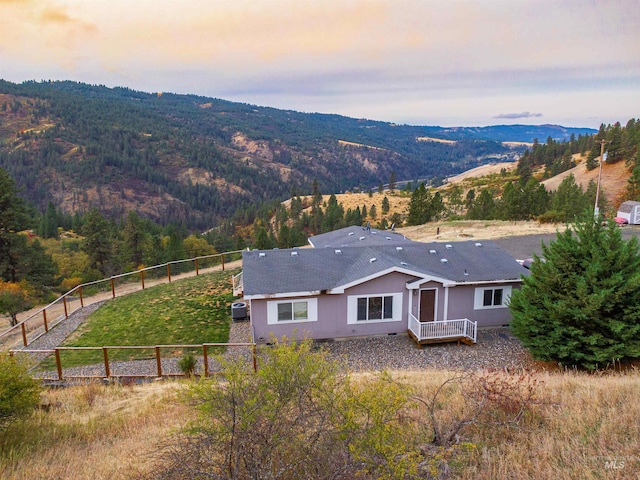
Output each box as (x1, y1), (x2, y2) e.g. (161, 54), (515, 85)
(231, 302), (247, 321)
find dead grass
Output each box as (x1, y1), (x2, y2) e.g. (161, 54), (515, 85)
(400, 219), (560, 242)
(2, 369), (638, 479)
(542, 156), (629, 206)
(0, 381), (190, 480)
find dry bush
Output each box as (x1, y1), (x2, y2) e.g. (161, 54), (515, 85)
(413, 369), (541, 448)
(2, 369), (639, 479)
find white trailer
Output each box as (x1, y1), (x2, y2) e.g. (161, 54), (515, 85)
(617, 201), (640, 225)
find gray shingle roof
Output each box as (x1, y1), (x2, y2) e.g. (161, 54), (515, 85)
(242, 240), (529, 297)
(307, 225), (413, 248)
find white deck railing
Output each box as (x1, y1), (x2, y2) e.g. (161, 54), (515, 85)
(232, 271), (243, 296)
(408, 314), (477, 343)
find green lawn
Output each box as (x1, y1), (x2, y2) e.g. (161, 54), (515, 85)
(39, 268), (240, 369)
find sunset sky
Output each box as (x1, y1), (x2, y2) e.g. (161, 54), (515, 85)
(1, 0), (638, 128)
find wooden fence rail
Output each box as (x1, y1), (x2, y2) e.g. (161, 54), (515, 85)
(0, 250), (244, 350)
(10, 343), (258, 381)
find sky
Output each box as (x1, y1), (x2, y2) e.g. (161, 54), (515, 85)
(1, 0), (638, 128)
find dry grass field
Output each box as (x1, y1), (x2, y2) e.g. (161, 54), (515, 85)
(1, 369), (638, 479)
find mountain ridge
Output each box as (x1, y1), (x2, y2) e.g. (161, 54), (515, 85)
(0, 79), (597, 230)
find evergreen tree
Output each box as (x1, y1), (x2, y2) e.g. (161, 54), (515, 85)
(0, 168), (35, 283)
(121, 210), (148, 269)
(381, 196), (390, 215)
(447, 185), (463, 216)
(254, 226), (273, 250)
(550, 174), (590, 222)
(430, 191), (444, 221)
(466, 189), (496, 220)
(407, 183), (433, 225)
(625, 166), (640, 201)
(40, 202), (59, 239)
(321, 194), (344, 232)
(81, 208), (113, 276)
(510, 217), (640, 369)
(388, 171), (396, 192)
(369, 203), (377, 220)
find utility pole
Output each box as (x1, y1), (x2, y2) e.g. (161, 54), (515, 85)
(594, 139), (607, 219)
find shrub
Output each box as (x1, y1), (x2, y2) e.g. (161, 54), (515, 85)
(178, 352), (197, 377)
(0, 354), (41, 429)
(147, 338), (420, 479)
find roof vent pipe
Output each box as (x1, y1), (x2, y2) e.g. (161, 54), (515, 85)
(370, 258), (377, 263)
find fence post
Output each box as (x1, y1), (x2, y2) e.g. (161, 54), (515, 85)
(55, 349), (63, 380)
(195, 258), (199, 276)
(21, 322), (27, 347)
(111, 278), (116, 298)
(103, 347), (111, 378)
(79, 286), (84, 307)
(167, 264), (172, 282)
(252, 344), (257, 372)
(43, 309), (48, 332)
(140, 270), (145, 290)
(155, 346), (162, 377)
(203, 345), (208, 377)
(63, 296), (68, 318)
(221, 255), (225, 271)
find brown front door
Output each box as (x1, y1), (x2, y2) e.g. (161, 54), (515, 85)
(419, 289), (436, 322)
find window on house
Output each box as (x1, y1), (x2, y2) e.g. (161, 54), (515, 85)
(356, 296), (394, 321)
(474, 286), (511, 309)
(483, 288), (503, 307)
(277, 301), (309, 321)
(267, 298), (317, 324)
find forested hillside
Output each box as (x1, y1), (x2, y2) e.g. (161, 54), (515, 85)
(0, 80), (595, 231)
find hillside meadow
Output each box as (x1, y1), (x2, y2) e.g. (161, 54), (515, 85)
(0, 368), (638, 479)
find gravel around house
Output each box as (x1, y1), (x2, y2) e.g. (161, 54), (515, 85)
(22, 304), (534, 381)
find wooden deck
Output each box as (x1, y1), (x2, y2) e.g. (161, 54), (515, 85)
(407, 315), (477, 347)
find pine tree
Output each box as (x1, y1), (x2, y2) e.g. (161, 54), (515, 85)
(381, 196), (390, 215)
(510, 216), (640, 369)
(82, 208), (113, 275)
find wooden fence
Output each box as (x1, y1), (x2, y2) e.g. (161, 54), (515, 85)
(10, 342), (257, 381)
(0, 250), (244, 350)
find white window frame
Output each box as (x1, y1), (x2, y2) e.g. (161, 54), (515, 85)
(474, 286), (512, 310)
(267, 298), (318, 325)
(347, 293), (403, 324)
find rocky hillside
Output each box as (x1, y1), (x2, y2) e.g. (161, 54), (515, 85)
(0, 80), (596, 230)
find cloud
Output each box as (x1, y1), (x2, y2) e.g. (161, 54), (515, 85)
(494, 112), (543, 120)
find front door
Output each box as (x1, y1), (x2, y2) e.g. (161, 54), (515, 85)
(419, 289), (436, 322)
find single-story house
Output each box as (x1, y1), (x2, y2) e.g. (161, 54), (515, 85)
(235, 226), (529, 346)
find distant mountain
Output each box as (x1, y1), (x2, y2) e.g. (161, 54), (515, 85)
(431, 124), (597, 143)
(0, 79), (596, 230)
